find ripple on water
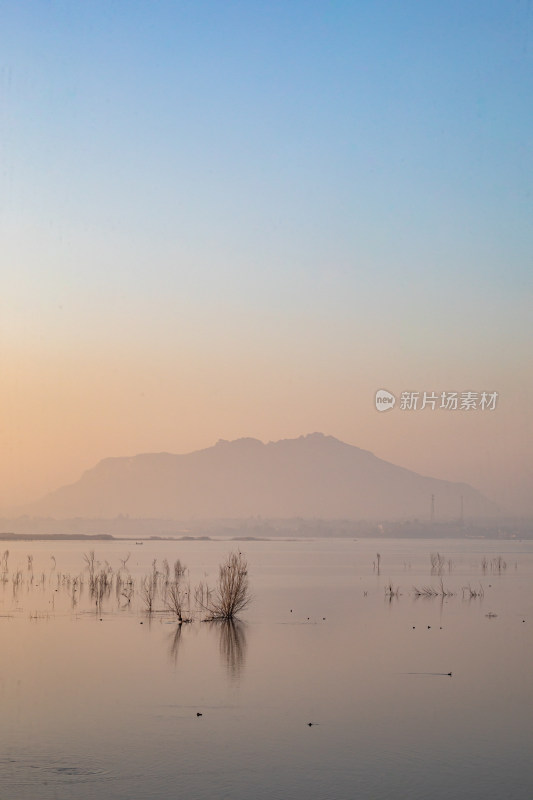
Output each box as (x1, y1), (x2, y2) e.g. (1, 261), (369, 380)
(1, 756), (116, 788)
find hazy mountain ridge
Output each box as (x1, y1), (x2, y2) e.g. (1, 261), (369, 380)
(19, 433), (499, 521)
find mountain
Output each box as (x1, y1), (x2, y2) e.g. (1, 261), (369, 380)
(21, 433), (499, 521)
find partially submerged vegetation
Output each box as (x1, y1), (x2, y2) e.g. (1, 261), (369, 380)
(204, 552), (251, 620)
(430, 552), (454, 574)
(137, 551), (250, 621)
(462, 584), (485, 599)
(385, 580), (399, 598)
(0, 548), (252, 623)
(0, 547), (513, 621)
(481, 555), (507, 573)
(413, 578), (455, 598)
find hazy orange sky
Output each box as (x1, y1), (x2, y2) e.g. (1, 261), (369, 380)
(1, 2), (532, 515)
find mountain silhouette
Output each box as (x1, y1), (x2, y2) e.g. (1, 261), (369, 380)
(23, 433), (498, 520)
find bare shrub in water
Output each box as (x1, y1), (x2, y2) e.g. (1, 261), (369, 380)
(119, 553), (131, 571)
(413, 584), (438, 598)
(119, 576), (134, 605)
(174, 559), (186, 580)
(92, 567), (113, 611)
(205, 552), (251, 620)
(491, 556), (507, 572)
(83, 550), (96, 588)
(462, 583), (485, 599)
(413, 578), (454, 598)
(430, 552), (446, 573)
(194, 580), (211, 611)
(141, 574), (157, 613)
(165, 580), (190, 622)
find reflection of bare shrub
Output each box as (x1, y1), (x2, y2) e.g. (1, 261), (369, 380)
(205, 552), (251, 620)
(216, 619), (247, 679)
(168, 623), (183, 664)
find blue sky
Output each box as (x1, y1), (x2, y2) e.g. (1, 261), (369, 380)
(3, 2), (532, 293)
(1, 1), (532, 511)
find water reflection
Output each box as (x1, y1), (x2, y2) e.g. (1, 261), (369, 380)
(1, 539), (532, 800)
(212, 619), (247, 681)
(168, 622), (183, 665)
(165, 619), (247, 678)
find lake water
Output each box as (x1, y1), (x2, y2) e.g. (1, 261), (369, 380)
(1, 537), (532, 800)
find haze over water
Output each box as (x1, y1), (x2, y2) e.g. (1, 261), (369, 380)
(1, 537), (532, 800)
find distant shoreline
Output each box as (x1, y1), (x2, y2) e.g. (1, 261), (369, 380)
(0, 533), (214, 542)
(0, 530), (531, 541)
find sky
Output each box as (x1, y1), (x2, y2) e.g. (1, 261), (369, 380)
(1, 0), (532, 515)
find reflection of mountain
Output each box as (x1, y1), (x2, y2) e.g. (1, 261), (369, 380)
(24, 433), (498, 521)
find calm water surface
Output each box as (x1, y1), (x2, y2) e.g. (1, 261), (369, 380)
(1, 537), (532, 799)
